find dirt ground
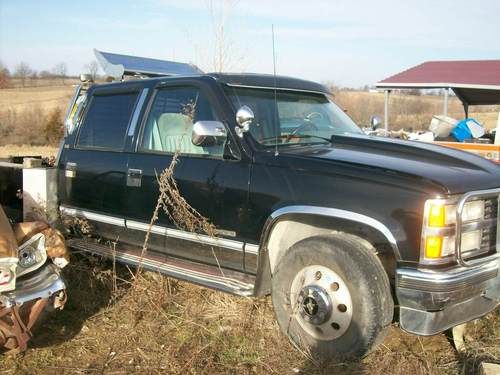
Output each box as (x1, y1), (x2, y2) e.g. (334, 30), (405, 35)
(0, 253), (498, 375)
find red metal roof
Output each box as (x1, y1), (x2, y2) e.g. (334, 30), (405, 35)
(377, 60), (500, 89)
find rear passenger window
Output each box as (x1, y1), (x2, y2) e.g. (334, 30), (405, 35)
(77, 92), (138, 150)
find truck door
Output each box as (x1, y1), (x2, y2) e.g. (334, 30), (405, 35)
(125, 81), (250, 272)
(58, 86), (141, 240)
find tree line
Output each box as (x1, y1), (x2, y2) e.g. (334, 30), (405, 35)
(0, 60), (99, 88)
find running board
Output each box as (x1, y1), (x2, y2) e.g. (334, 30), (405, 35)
(67, 238), (255, 296)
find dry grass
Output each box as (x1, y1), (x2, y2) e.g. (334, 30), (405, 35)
(334, 91), (500, 131)
(0, 84), (72, 146)
(0, 85), (74, 114)
(0, 254), (497, 374)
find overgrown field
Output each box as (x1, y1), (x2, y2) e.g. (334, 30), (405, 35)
(0, 84), (73, 146)
(0, 253), (498, 375)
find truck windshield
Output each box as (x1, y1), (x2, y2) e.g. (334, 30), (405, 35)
(224, 86), (362, 146)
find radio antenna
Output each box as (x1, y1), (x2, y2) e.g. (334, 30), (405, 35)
(272, 24), (279, 157)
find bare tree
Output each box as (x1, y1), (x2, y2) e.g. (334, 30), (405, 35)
(0, 61), (10, 89)
(29, 70), (38, 86)
(14, 62), (32, 87)
(39, 70), (53, 79)
(207, 0), (240, 72)
(84, 61), (99, 81)
(52, 62), (67, 84)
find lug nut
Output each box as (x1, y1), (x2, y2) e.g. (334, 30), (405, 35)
(315, 271), (322, 280)
(331, 282), (339, 291)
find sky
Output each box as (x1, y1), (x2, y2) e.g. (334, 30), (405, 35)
(1, 0), (500, 87)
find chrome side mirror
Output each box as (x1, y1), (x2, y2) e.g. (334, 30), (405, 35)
(192, 121), (227, 147)
(79, 73), (94, 83)
(236, 105), (254, 133)
(370, 116), (381, 130)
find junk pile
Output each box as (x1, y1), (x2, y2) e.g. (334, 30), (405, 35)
(365, 113), (500, 163)
(368, 115), (495, 142)
(428, 115), (493, 143)
(0, 206), (68, 354)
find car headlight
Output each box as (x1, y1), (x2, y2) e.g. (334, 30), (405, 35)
(421, 197), (489, 264)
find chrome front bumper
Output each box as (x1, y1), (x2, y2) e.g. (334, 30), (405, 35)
(396, 255), (500, 335)
(0, 264), (66, 307)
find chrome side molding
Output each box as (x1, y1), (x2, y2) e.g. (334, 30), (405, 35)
(59, 206), (247, 253)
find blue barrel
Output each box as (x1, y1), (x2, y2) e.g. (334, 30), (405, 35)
(451, 119), (473, 142)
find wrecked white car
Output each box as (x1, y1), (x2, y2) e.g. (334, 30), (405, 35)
(0, 206), (68, 353)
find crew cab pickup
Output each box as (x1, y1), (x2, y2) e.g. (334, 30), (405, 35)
(5, 52), (500, 361)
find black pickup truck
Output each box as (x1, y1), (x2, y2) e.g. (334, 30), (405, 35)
(4, 52), (500, 361)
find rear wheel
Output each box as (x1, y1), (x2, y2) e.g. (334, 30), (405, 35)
(271, 234), (394, 362)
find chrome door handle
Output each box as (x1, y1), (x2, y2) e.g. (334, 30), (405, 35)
(128, 168), (142, 176)
(127, 168), (143, 187)
(65, 162), (77, 178)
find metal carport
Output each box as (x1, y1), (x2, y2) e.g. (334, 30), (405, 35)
(376, 60), (500, 130)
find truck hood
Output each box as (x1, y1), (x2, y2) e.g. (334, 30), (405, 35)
(280, 134), (500, 194)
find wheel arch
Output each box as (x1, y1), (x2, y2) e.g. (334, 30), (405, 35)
(253, 205), (401, 296)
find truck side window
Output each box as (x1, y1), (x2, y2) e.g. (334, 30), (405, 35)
(77, 92), (138, 150)
(140, 86), (224, 157)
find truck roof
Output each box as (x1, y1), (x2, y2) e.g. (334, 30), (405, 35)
(91, 73), (330, 95)
(208, 73), (330, 94)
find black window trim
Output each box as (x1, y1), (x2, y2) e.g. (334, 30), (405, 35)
(74, 88), (142, 153)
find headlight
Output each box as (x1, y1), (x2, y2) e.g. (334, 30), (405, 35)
(16, 233), (47, 277)
(421, 197), (488, 264)
(426, 199), (485, 227)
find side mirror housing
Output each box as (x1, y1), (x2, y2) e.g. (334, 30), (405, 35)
(236, 105), (254, 132)
(80, 73), (94, 83)
(192, 121), (227, 147)
(370, 116), (381, 130)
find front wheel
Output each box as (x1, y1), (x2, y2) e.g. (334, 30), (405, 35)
(271, 234), (394, 362)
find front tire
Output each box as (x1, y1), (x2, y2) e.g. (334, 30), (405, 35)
(271, 234), (393, 362)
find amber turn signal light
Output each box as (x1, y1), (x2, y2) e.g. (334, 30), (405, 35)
(425, 236), (443, 259)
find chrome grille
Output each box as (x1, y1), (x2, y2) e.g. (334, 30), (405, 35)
(478, 198), (498, 256)
(456, 189), (500, 267)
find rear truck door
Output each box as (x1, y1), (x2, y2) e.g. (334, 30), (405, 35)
(124, 79), (251, 272)
(58, 84), (143, 241)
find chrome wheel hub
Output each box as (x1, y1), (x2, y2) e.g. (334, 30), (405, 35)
(297, 285), (332, 325)
(291, 265), (353, 340)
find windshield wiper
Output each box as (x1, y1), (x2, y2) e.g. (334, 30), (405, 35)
(260, 134), (331, 144)
(289, 134), (331, 142)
